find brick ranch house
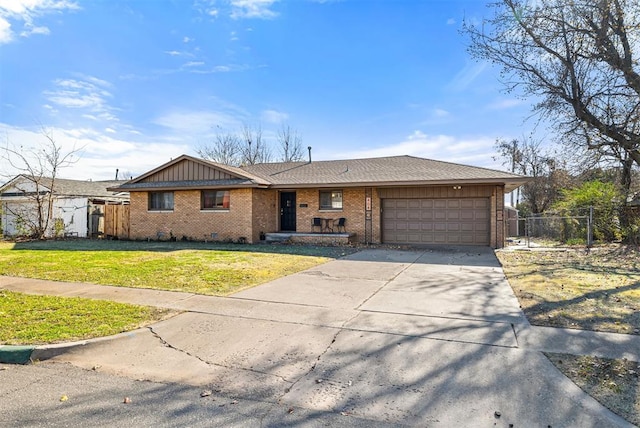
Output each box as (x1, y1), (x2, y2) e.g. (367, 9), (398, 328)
(109, 154), (528, 248)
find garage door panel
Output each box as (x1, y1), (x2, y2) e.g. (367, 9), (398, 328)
(408, 222), (421, 231)
(421, 211), (434, 220)
(383, 198), (489, 245)
(408, 210), (422, 220)
(461, 223), (474, 232)
(460, 211), (475, 220)
(434, 233), (447, 243)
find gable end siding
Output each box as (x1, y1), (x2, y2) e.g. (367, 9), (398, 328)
(140, 159), (236, 183)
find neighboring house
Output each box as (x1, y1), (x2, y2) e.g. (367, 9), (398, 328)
(0, 175), (129, 238)
(110, 154), (528, 248)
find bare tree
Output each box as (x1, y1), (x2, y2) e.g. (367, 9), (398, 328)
(239, 124), (271, 165)
(464, 0), (640, 177)
(1, 130), (79, 239)
(494, 137), (570, 214)
(197, 132), (241, 166)
(277, 124), (304, 162)
(494, 138), (523, 206)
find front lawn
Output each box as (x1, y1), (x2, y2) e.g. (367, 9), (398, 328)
(0, 240), (348, 295)
(496, 247), (640, 334)
(0, 290), (171, 345)
(497, 246), (640, 425)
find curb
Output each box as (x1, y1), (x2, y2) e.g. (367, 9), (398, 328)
(0, 345), (35, 364)
(0, 327), (149, 365)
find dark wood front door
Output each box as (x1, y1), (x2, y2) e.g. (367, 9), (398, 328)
(280, 192), (296, 231)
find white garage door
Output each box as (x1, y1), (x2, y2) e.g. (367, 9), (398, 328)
(382, 198), (490, 245)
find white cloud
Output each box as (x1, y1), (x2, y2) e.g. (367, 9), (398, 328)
(0, 123), (190, 181)
(43, 76), (117, 123)
(183, 61), (205, 67)
(183, 36), (192, 43)
(261, 109), (288, 124)
(487, 98), (524, 110)
(152, 110), (245, 135)
(188, 64), (251, 74)
(332, 130), (500, 169)
(446, 18), (456, 25)
(20, 23), (49, 37)
(432, 108), (450, 118)
(230, 0), (278, 20)
(0, 0), (78, 44)
(446, 61), (487, 92)
(0, 16), (11, 43)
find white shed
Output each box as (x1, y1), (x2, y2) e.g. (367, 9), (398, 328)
(0, 175), (129, 238)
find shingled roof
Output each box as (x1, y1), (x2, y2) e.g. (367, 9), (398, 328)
(110, 154), (528, 192)
(1, 175), (129, 199)
(241, 155), (528, 191)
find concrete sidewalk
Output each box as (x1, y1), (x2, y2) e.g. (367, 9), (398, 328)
(1, 247), (638, 427)
(1, 268), (638, 363)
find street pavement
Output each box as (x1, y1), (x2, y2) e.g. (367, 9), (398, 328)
(0, 247), (637, 427)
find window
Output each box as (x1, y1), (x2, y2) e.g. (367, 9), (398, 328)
(319, 190), (343, 210)
(202, 190), (230, 210)
(148, 192), (174, 211)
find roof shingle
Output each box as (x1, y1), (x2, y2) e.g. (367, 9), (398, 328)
(241, 155), (526, 187)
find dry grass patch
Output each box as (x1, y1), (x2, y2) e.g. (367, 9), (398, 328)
(496, 246), (640, 334)
(546, 353), (640, 425)
(498, 246), (640, 425)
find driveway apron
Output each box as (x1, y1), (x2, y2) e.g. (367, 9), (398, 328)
(47, 247), (632, 427)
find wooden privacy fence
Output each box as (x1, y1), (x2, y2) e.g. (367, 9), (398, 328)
(104, 204), (130, 239)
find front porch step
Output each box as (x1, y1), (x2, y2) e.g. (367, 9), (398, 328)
(265, 233), (293, 243)
(264, 232), (356, 245)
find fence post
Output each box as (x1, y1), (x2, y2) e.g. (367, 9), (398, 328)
(587, 206), (594, 247)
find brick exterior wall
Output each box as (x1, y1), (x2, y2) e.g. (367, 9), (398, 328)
(491, 185), (505, 249)
(251, 189), (277, 242)
(294, 188), (368, 243)
(129, 189), (254, 242)
(128, 184), (506, 248)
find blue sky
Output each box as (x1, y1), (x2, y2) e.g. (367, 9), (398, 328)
(0, 0), (535, 181)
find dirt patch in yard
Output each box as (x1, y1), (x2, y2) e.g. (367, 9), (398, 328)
(496, 246), (640, 334)
(546, 353), (640, 426)
(497, 245), (640, 424)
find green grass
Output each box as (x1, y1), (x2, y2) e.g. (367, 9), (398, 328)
(0, 240), (346, 295)
(0, 290), (171, 345)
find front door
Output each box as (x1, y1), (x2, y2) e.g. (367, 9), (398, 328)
(280, 192), (296, 231)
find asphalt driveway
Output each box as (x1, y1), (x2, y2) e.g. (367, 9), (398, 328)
(2, 247), (633, 427)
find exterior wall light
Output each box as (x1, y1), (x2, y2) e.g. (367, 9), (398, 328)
(453, 185), (462, 190)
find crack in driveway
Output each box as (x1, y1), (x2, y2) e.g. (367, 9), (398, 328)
(146, 326), (292, 385)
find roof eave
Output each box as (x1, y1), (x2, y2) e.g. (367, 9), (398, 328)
(268, 177), (531, 190)
(114, 183), (268, 192)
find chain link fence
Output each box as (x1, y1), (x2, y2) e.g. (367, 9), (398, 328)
(506, 208), (594, 248)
